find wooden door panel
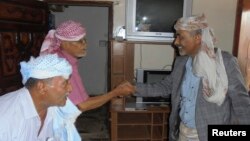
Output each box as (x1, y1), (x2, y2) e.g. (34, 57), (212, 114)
(112, 41), (125, 55)
(0, 0), (48, 95)
(110, 40), (134, 89)
(0, 2), (46, 24)
(234, 0), (250, 89)
(111, 75), (124, 89)
(112, 56), (124, 74)
(0, 32), (20, 77)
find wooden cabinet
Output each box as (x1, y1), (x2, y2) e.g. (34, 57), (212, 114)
(0, 0), (48, 95)
(110, 101), (170, 141)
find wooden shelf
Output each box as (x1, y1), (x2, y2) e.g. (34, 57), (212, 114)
(153, 113), (164, 124)
(152, 126), (163, 140)
(118, 125), (151, 140)
(110, 102), (170, 141)
(118, 113), (151, 125)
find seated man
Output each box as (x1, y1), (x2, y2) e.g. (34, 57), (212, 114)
(0, 54), (134, 141)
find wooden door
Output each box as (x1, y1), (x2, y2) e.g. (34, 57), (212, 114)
(0, 0), (48, 95)
(233, 0), (250, 89)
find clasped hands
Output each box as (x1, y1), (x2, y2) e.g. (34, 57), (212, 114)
(112, 81), (136, 97)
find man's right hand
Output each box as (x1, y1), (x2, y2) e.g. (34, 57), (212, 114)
(112, 81), (136, 97)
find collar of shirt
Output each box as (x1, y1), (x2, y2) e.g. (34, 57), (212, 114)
(180, 57), (200, 129)
(57, 49), (78, 66)
(20, 87), (53, 122)
(185, 57), (192, 71)
(20, 88), (40, 119)
(19, 88), (54, 140)
(56, 49), (89, 105)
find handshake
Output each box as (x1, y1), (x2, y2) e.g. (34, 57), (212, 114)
(111, 81), (136, 97)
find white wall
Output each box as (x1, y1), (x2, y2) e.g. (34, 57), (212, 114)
(134, 44), (174, 70)
(112, 0), (237, 70)
(192, 0), (237, 53)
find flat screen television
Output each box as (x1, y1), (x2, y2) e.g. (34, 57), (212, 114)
(136, 68), (172, 105)
(126, 0), (193, 43)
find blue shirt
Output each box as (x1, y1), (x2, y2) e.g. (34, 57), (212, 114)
(180, 57), (200, 129)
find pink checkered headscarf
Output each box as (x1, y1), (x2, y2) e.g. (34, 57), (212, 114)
(40, 20), (86, 55)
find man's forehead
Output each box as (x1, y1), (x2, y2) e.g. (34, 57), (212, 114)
(79, 37), (86, 41)
(52, 76), (68, 83)
(56, 75), (69, 80)
(66, 37), (86, 42)
(175, 30), (190, 35)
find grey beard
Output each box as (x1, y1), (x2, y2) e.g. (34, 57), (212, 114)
(177, 46), (187, 56)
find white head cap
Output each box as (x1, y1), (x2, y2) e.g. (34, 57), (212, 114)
(20, 54), (72, 84)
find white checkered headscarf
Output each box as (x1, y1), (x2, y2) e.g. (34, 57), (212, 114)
(174, 14), (228, 106)
(20, 54), (72, 84)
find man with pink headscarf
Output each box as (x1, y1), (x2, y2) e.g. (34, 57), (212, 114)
(135, 14), (250, 141)
(40, 20), (135, 111)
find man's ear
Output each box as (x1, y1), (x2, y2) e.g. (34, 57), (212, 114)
(37, 81), (47, 95)
(61, 41), (70, 50)
(194, 34), (202, 44)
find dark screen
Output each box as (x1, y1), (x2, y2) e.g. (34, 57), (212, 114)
(136, 0), (183, 32)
